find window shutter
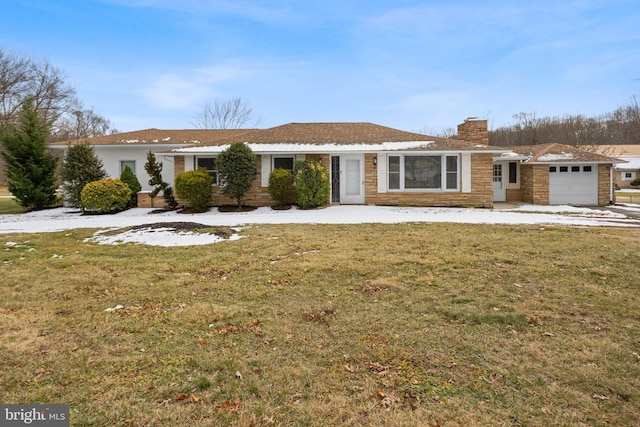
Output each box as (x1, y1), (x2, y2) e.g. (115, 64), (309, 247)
(377, 154), (387, 193)
(261, 155), (271, 187)
(461, 153), (471, 193)
(185, 156), (194, 172)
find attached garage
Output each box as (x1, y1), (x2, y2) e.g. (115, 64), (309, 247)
(495, 143), (622, 206)
(548, 164), (597, 205)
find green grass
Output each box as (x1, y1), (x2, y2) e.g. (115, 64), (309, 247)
(1, 223), (640, 426)
(0, 197), (23, 214)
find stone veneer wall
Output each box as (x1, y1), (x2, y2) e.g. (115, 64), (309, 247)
(519, 164), (549, 205)
(457, 119), (489, 146)
(506, 188), (522, 203)
(365, 152), (494, 208)
(598, 164), (613, 205)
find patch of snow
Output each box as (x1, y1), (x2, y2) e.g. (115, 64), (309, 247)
(173, 141), (439, 154)
(85, 227), (244, 247)
(537, 152), (574, 161)
(104, 304), (124, 312)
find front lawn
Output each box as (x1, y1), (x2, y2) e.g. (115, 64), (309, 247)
(0, 197), (23, 215)
(1, 223), (639, 426)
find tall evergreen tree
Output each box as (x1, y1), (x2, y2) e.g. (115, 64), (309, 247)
(0, 97), (58, 210)
(61, 143), (106, 208)
(216, 142), (258, 208)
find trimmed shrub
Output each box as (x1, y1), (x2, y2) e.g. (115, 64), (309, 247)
(81, 178), (132, 214)
(175, 169), (213, 212)
(216, 142), (258, 208)
(145, 151), (178, 210)
(631, 178), (640, 188)
(294, 160), (330, 209)
(268, 168), (296, 206)
(120, 166), (141, 207)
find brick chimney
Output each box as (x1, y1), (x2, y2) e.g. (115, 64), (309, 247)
(457, 118), (488, 146)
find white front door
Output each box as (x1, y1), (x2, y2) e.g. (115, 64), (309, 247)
(493, 163), (506, 202)
(340, 155), (365, 204)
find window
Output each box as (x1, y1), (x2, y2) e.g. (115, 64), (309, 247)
(388, 154), (458, 191)
(583, 166), (593, 172)
(559, 166), (569, 172)
(622, 171), (636, 181)
(120, 160), (135, 174)
(508, 162), (518, 184)
(196, 157), (217, 184)
(446, 156), (458, 189)
(273, 156), (295, 173)
(549, 166), (557, 173)
(571, 166), (580, 172)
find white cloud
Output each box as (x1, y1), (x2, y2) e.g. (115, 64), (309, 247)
(139, 63), (255, 110)
(140, 73), (205, 109)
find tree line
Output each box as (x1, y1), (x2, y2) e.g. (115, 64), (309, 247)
(488, 96), (640, 147)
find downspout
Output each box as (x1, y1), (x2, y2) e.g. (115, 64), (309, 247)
(609, 166), (614, 205)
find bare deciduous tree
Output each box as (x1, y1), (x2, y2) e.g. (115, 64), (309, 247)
(192, 97), (258, 129)
(50, 100), (119, 141)
(0, 48), (75, 130)
(416, 126), (457, 138)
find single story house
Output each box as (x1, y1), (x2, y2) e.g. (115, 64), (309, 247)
(159, 119), (505, 208)
(51, 119), (622, 208)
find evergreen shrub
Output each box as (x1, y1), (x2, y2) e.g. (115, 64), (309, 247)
(120, 166), (141, 206)
(216, 142), (258, 208)
(61, 143), (107, 208)
(294, 160), (330, 209)
(175, 169), (213, 212)
(80, 178), (132, 214)
(268, 168), (296, 206)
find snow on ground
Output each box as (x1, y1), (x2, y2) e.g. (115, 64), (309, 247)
(1, 204), (639, 247)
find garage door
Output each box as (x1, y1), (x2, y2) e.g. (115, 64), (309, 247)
(548, 164), (597, 205)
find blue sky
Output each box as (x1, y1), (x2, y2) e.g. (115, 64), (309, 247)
(2, 0), (639, 133)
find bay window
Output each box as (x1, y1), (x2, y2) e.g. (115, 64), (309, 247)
(388, 154), (459, 191)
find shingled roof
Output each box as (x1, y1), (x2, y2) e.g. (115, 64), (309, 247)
(503, 143), (623, 163)
(171, 122), (501, 153)
(49, 128), (255, 146)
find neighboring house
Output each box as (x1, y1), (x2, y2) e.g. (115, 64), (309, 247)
(49, 128), (252, 192)
(51, 119), (622, 208)
(590, 145), (640, 189)
(493, 144), (622, 206)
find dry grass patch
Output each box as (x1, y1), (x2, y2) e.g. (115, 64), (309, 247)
(1, 223), (640, 425)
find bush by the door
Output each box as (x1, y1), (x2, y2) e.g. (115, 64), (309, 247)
(175, 169), (213, 212)
(268, 168), (296, 206)
(294, 160), (330, 209)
